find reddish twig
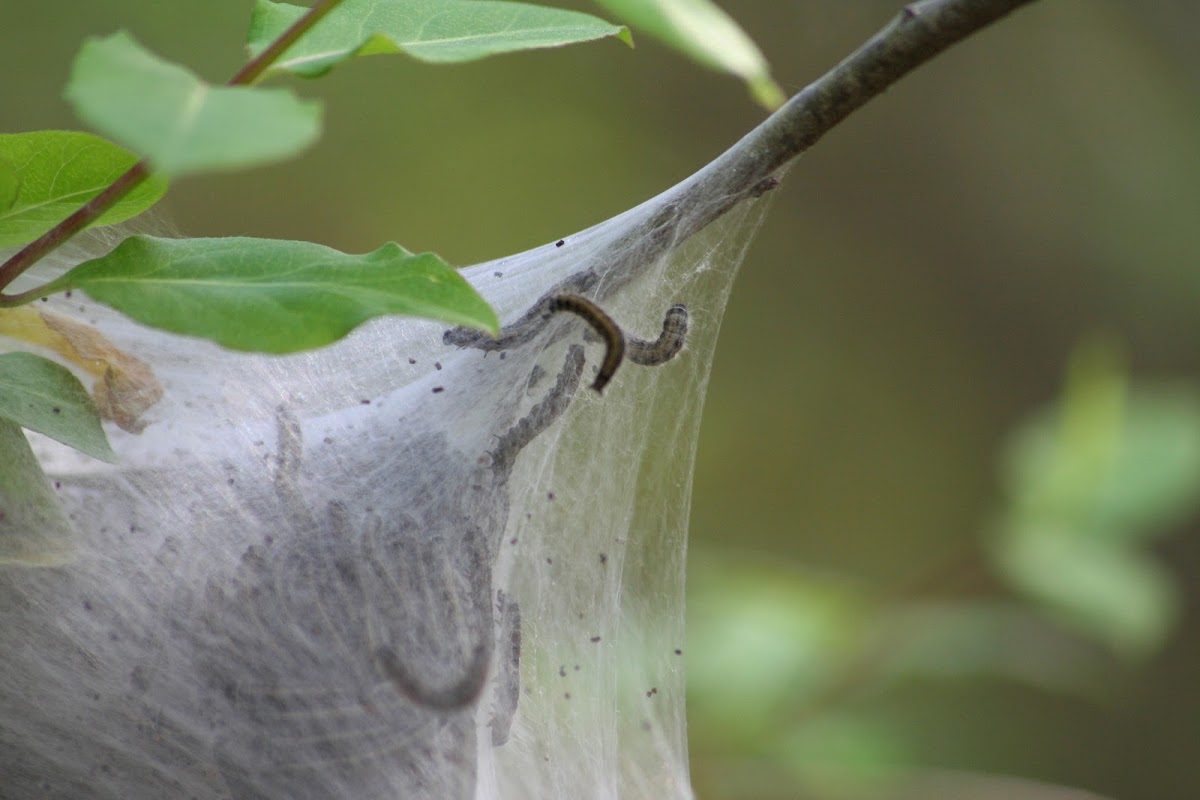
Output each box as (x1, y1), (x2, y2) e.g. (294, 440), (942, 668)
(0, 0), (345, 299)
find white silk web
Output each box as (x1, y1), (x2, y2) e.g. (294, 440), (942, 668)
(0, 174), (773, 799)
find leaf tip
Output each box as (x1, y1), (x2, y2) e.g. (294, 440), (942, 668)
(87, 436), (119, 464)
(750, 76), (786, 111)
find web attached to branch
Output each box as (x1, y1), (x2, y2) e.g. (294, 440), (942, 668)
(0, 176), (773, 799)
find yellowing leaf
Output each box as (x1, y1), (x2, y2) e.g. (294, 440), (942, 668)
(0, 306), (164, 434)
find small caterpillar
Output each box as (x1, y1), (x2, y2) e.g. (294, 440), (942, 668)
(545, 296), (688, 390)
(375, 642), (490, 710)
(628, 304), (688, 366)
(444, 288), (688, 394)
(545, 294), (625, 393)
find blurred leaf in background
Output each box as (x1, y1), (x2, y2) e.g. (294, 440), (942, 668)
(686, 557), (898, 798)
(687, 335), (1200, 799)
(687, 559), (869, 738)
(590, 0), (783, 108)
(65, 31), (322, 177)
(993, 335), (1200, 658)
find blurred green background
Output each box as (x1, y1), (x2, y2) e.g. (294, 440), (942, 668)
(5, 1), (1199, 798)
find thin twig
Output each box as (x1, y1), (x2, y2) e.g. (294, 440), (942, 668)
(552, 0), (1040, 305)
(0, 162), (150, 297)
(0, 0), (345, 299)
(699, 0), (1038, 205)
(227, 0), (344, 86)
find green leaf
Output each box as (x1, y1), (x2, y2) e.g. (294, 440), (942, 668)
(248, 0), (632, 76)
(49, 235), (498, 354)
(1086, 388), (1200, 539)
(777, 714), (911, 792)
(0, 131), (168, 248)
(590, 0), (784, 109)
(0, 352), (116, 463)
(993, 525), (1176, 659)
(1001, 335), (1130, 529)
(1009, 388), (1200, 544)
(0, 418), (76, 566)
(65, 31), (321, 177)
(881, 602), (1110, 696)
(992, 338), (1198, 658)
(0, 154), (18, 212)
(1002, 338), (1200, 543)
(687, 555), (866, 733)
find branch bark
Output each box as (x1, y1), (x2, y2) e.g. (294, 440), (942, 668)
(562, 0), (1040, 301)
(691, 0), (1040, 216)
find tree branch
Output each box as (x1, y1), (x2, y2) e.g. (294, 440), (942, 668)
(692, 0), (1040, 212)
(565, 0), (1040, 301)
